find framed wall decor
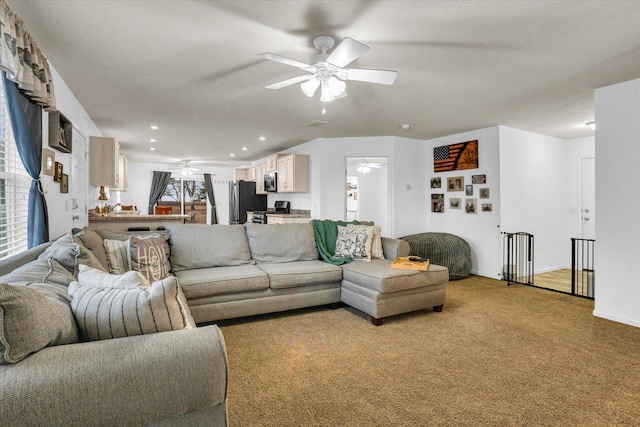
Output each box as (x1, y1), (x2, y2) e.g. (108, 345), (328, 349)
(472, 174), (486, 184)
(43, 148), (55, 176)
(465, 198), (477, 214)
(465, 185), (473, 196)
(431, 193), (444, 213)
(479, 188), (490, 198)
(60, 174), (69, 193)
(430, 177), (441, 189)
(54, 161), (63, 182)
(482, 203), (493, 212)
(447, 176), (464, 192)
(434, 140), (478, 172)
(449, 197), (461, 209)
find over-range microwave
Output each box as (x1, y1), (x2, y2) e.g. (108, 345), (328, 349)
(264, 172), (277, 192)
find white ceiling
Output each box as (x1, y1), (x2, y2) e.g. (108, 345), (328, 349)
(7, 1), (640, 168)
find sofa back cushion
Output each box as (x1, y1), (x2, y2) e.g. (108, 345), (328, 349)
(166, 224), (252, 271)
(245, 223), (319, 263)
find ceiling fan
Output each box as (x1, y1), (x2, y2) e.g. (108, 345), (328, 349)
(257, 35), (398, 103)
(168, 160), (200, 176)
(356, 158), (384, 174)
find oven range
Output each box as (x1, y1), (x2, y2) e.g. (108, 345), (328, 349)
(250, 211), (268, 224)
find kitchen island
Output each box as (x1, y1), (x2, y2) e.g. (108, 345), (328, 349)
(88, 213), (190, 232)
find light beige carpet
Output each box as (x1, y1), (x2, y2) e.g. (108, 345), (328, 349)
(218, 275), (640, 426)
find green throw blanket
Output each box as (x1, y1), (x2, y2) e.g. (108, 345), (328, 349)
(311, 219), (361, 265)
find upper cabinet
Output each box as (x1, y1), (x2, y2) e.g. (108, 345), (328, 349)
(265, 154), (280, 173)
(246, 166), (257, 182)
(110, 155), (128, 192)
(276, 154), (309, 193)
(255, 163), (266, 194)
(48, 110), (73, 153)
(89, 136), (120, 187)
(232, 168), (248, 181)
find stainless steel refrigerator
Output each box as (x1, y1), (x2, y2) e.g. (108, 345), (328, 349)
(228, 180), (267, 224)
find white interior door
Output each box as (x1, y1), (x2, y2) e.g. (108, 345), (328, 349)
(581, 157), (595, 240)
(71, 127), (88, 228)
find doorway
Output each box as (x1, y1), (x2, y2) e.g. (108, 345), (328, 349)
(345, 157), (389, 235)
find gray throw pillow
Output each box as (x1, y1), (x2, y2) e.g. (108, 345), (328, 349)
(69, 276), (195, 341)
(38, 233), (105, 276)
(0, 282), (80, 364)
(166, 224), (252, 271)
(245, 223), (319, 263)
(0, 257), (76, 287)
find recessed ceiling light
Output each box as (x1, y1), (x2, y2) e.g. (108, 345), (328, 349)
(150, 125), (158, 130)
(242, 147), (248, 151)
(150, 147), (156, 151)
(401, 123), (411, 130)
(150, 139), (156, 143)
(259, 136), (266, 141)
(230, 153), (235, 157)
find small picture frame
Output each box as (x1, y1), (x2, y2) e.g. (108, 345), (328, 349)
(479, 188), (490, 198)
(431, 193), (444, 213)
(60, 174), (69, 193)
(54, 161), (63, 182)
(482, 203), (493, 212)
(447, 176), (464, 192)
(465, 198), (477, 214)
(449, 197), (461, 209)
(430, 177), (441, 189)
(43, 148), (55, 176)
(465, 185), (473, 196)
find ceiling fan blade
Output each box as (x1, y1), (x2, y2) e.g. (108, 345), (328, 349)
(256, 52), (311, 69)
(327, 37), (369, 68)
(344, 68), (398, 85)
(265, 74), (315, 90)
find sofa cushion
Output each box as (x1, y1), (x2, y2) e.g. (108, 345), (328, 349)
(38, 233), (106, 276)
(0, 282), (79, 364)
(103, 239), (130, 274)
(69, 276), (195, 341)
(174, 264), (269, 299)
(166, 224), (252, 271)
(341, 259), (449, 294)
(73, 227), (109, 270)
(129, 235), (171, 282)
(245, 223), (319, 263)
(256, 260), (343, 289)
(0, 257), (76, 287)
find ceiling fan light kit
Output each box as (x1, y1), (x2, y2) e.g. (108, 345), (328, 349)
(258, 35), (397, 104)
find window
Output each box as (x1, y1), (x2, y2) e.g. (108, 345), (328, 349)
(159, 178), (207, 224)
(0, 77), (30, 259)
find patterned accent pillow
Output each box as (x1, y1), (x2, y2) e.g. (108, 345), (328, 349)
(0, 282), (80, 364)
(103, 239), (130, 274)
(334, 225), (374, 261)
(347, 224), (384, 259)
(128, 235), (171, 282)
(68, 276), (195, 342)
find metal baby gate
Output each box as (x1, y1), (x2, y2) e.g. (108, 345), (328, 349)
(501, 232), (534, 286)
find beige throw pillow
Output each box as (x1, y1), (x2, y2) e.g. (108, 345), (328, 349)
(69, 276), (195, 341)
(348, 224), (384, 259)
(128, 235), (171, 282)
(103, 239), (130, 274)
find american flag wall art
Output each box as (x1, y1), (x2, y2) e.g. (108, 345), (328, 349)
(433, 140), (479, 172)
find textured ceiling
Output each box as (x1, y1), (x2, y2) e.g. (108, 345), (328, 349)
(7, 1), (640, 168)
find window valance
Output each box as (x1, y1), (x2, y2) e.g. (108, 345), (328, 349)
(0, 0), (55, 110)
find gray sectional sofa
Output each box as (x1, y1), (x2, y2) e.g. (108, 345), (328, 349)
(0, 222), (448, 426)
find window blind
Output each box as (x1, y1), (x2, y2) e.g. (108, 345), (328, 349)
(0, 77), (30, 259)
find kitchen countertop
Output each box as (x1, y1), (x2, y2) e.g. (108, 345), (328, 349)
(265, 213), (310, 218)
(89, 214), (190, 221)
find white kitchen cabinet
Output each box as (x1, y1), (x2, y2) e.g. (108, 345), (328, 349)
(89, 136), (120, 187)
(110, 155), (128, 192)
(276, 154), (309, 193)
(233, 168), (248, 181)
(246, 167), (256, 182)
(255, 163), (267, 194)
(265, 154), (280, 172)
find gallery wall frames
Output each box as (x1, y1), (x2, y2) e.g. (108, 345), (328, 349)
(43, 148), (55, 176)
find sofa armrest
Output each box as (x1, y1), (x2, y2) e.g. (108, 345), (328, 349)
(0, 325), (228, 426)
(381, 237), (410, 259)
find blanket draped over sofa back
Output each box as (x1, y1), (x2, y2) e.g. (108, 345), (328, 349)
(311, 219), (364, 265)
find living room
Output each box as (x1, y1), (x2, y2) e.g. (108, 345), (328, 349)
(2, 1), (640, 425)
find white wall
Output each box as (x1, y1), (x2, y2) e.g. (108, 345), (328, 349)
(45, 65), (102, 238)
(424, 127), (501, 278)
(119, 162), (235, 225)
(593, 78), (640, 327)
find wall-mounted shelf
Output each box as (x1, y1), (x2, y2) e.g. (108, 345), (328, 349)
(48, 110), (73, 153)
